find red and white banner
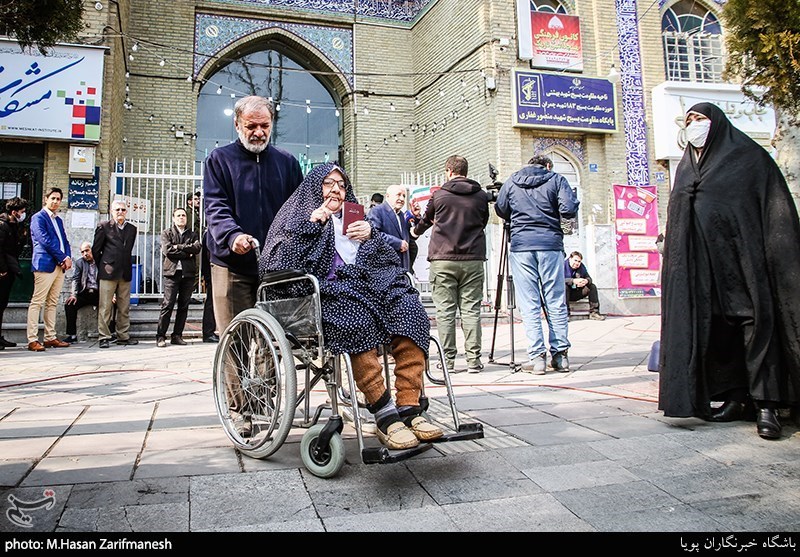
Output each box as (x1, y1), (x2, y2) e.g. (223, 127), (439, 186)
(517, 1), (583, 71)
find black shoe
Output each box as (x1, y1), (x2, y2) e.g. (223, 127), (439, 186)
(62, 335), (78, 344)
(116, 338), (139, 346)
(203, 334), (219, 343)
(756, 409), (782, 440)
(708, 400), (746, 423)
(0, 337), (17, 348)
(99, 339), (110, 349)
(170, 336), (187, 346)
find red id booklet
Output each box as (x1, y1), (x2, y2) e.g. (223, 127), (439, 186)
(342, 201), (364, 230)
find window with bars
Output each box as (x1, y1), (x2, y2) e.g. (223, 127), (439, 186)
(662, 1), (725, 83)
(663, 32), (724, 82)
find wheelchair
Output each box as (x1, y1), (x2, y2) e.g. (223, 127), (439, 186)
(212, 267), (484, 478)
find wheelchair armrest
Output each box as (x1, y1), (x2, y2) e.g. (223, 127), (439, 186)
(261, 269), (307, 284)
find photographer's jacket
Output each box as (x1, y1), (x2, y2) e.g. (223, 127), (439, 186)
(494, 164), (579, 252)
(414, 177), (490, 261)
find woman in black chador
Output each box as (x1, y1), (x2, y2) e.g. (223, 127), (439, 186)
(659, 102), (800, 440)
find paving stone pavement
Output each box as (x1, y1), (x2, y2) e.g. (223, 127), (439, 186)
(1, 315), (798, 540)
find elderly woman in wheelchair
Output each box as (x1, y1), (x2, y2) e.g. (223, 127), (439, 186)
(258, 162), (443, 450)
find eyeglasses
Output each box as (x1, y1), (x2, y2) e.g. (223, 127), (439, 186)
(322, 179), (345, 188)
(80, 249), (91, 253)
(113, 208), (127, 212)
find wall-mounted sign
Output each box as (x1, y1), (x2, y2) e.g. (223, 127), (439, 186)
(68, 166), (99, 210)
(513, 70), (617, 133)
(0, 39), (105, 142)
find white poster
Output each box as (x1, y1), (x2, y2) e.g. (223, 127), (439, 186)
(0, 39), (106, 141)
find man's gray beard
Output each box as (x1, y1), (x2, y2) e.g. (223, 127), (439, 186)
(238, 130), (268, 154)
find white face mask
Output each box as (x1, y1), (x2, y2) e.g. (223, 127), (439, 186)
(686, 119), (711, 148)
(16, 211), (26, 222)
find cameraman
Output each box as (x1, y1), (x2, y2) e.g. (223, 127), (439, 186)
(495, 154), (579, 374)
(413, 155), (490, 374)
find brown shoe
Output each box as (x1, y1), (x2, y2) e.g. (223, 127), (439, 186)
(27, 341), (46, 352)
(44, 339), (70, 348)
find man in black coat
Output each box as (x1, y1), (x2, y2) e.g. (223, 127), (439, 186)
(157, 208), (201, 347)
(188, 191), (218, 343)
(0, 196), (28, 348)
(92, 199), (138, 348)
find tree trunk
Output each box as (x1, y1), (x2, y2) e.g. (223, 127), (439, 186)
(773, 109), (800, 213)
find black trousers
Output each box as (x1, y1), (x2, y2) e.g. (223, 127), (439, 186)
(0, 273), (15, 335)
(64, 289), (116, 336)
(567, 282), (600, 311)
(201, 245), (216, 337)
(157, 271), (196, 338)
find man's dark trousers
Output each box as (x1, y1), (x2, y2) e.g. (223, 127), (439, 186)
(65, 290), (116, 336)
(157, 270), (196, 338)
(567, 282), (601, 312)
(201, 245), (216, 338)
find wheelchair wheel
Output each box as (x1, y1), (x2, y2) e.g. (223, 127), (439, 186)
(213, 308), (297, 459)
(300, 424), (346, 478)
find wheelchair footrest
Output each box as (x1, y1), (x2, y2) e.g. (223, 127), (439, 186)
(361, 443), (434, 464)
(430, 422), (484, 443)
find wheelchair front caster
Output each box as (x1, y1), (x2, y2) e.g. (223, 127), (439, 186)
(301, 424), (346, 478)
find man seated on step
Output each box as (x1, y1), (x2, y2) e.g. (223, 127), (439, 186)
(63, 242), (116, 343)
(564, 251), (605, 321)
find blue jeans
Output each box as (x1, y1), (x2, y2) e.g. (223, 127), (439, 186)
(509, 250), (570, 360)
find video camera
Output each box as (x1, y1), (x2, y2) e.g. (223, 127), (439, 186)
(484, 162), (503, 203)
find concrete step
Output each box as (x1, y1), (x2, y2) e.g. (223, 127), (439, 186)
(2, 302), (208, 344)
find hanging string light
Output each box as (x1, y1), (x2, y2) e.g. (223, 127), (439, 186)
(114, 34), (493, 156)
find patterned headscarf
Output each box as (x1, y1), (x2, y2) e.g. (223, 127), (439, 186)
(259, 162), (358, 279)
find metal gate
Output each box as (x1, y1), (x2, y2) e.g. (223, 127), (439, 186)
(110, 159), (204, 301)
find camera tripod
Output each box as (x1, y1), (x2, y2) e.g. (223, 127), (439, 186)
(488, 220), (522, 372)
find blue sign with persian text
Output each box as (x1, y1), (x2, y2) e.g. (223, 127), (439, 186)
(513, 70), (617, 133)
(68, 166), (99, 210)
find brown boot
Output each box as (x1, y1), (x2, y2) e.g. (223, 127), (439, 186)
(389, 336), (425, 408)
(349, 349), (386, 405)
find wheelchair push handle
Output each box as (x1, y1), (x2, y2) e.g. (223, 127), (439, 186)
(250, 238), (260, 260)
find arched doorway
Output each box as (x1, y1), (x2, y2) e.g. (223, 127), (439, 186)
(196, 49), (341, 173)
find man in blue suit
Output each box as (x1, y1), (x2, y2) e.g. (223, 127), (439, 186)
(27, 187), (72, 351)
(366, 184), (411, 270)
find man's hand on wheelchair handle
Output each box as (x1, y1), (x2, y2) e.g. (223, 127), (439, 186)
(232, 234), (256, 255)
